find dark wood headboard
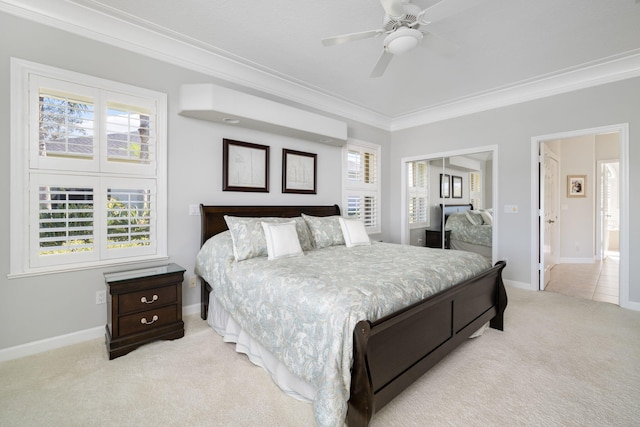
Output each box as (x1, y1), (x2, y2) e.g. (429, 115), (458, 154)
(438, 203), (473, 229)
(199, 204), (341, 246)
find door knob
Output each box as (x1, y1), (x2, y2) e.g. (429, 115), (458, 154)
(546, 219), (555, 224)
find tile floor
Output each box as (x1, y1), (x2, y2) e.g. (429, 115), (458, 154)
(544, 254), (619, 304)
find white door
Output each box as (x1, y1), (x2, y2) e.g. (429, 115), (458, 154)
(540, 145), (559, 290)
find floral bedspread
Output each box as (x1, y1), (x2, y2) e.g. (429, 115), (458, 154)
(195, 231), (491, 427)
(446, 212), (493, 247)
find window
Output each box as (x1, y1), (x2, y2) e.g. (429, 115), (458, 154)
(343, 140), (381, 233)
(469, 171), (482, 209)
(10, 59), (167, 276)
(407, 161), (429, 226)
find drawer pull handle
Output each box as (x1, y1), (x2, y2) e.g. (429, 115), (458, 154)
(141, 295), (159, 304)
(141, 315), (159, 325)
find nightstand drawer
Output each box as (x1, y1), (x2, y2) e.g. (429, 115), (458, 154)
(119, 305), (178, 336)
(118, 285), (177, 315)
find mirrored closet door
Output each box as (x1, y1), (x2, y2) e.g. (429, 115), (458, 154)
(406, 150), (495, 262)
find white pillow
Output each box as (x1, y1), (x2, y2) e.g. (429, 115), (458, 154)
(338, 217), (371, 248)
(261, 221), (303, 260)
(479, 210), (493, 225)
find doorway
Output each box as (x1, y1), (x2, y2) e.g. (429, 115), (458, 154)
(531, 124), (629, 308)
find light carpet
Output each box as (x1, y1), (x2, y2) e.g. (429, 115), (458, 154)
(1, 286), (639, 426)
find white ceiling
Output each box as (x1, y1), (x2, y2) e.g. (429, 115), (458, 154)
(13, 0), (640, 123)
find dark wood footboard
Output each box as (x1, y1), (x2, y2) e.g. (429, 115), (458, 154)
(348, 260), (507, 426)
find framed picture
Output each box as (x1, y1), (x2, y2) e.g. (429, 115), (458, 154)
(223, 139), (269, 192)
(440, 173), (450, 198)
(452, 175), (463, 198)
(567, 175), (586, 198)
(282, 149), (317, 194)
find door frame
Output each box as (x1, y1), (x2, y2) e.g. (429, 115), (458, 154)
(539, 144), (560, 290)
(595, 159), (619, 261)
(530, 123), (631, 308)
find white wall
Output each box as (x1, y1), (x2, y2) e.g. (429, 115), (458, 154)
(386, 78), (640, 306)
(0, 12), (389, 351)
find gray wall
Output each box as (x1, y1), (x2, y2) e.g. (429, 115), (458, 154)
(0, 12), (389, 350)
(387, 78), (640, 304)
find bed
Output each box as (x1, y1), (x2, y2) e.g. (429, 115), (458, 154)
(196, 204), (507, 427)
(440, 203), (493, 259)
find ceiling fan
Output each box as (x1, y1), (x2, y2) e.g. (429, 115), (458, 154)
(322, 0), (475, 77)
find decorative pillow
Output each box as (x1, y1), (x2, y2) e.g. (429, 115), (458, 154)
(261, 221), (303, 260)
(479, 210), (493, 226)
(338, 217), (370, 248)
(224, 216), (313, 261)
(302, 214), (345, 249)
(292, 217), (314, 252)
(464, 210), (483, 226)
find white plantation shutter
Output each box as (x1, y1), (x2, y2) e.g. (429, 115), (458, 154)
(102, 93), (158, 175)
(11, 59), (167, 275)
(344, 141), (381, 233)
(408, 161), (429, 225)
(105, 182), (156, 256)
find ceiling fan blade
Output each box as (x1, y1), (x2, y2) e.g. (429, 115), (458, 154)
(422, 30), (460, 56)
(419, 0), (481, 24)
(321, 29), (385, 47)
(370, 51), (394, 78)
(379, 0), (405, 18)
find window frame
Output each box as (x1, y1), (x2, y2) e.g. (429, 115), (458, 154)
(9, 58), (168, 277)
(342, 139), (381, 234)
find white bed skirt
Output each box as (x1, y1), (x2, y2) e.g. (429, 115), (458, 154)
(207, 294), (317, 402)
(207, 292), (488, 404)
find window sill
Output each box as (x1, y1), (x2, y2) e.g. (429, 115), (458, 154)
(7, 255), (170, 279)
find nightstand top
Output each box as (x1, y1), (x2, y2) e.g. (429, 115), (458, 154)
(104, 263), (185, 284)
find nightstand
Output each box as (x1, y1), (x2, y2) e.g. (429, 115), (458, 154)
(425, 228), (451, 249)
(105, 263), (185, 359)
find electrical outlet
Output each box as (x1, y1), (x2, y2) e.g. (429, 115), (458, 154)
(188, 204), (200, 216)
(189, 276), (197, 288)
(95, 290), (106, 305)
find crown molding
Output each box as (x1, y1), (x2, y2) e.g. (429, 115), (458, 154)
(3, 0), (640, 134)
(0, 0), (391, 131)
(390, 49), (640, 131)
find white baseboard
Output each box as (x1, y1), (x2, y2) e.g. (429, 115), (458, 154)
(182, 303), (200, 316)
(0, 325), (105, 363)
(0, 303), (203, 363)
(504, 279), (535, 291)
(559, 257), (595, 264)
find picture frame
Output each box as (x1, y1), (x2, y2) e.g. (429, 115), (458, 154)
(223, 139), (269, 192)
(567, 175), (586, 198)
(440, 173), (450, 198)
(452, 175), (463, 198)
(282, 149), (317, 194)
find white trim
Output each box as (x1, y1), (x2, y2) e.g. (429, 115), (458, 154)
(391, 50), (640, 130)
(400, 145), (498, 264)
(2, 1), (640, 131)
(0, 0), (390, 131)
(0, 325), (104, 363)
(0, 303), (201, 362)
(530, 124), (632, 310)
(504, 280), (531, 291)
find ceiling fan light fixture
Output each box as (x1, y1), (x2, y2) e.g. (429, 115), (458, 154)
(384, 27), (422, 54)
